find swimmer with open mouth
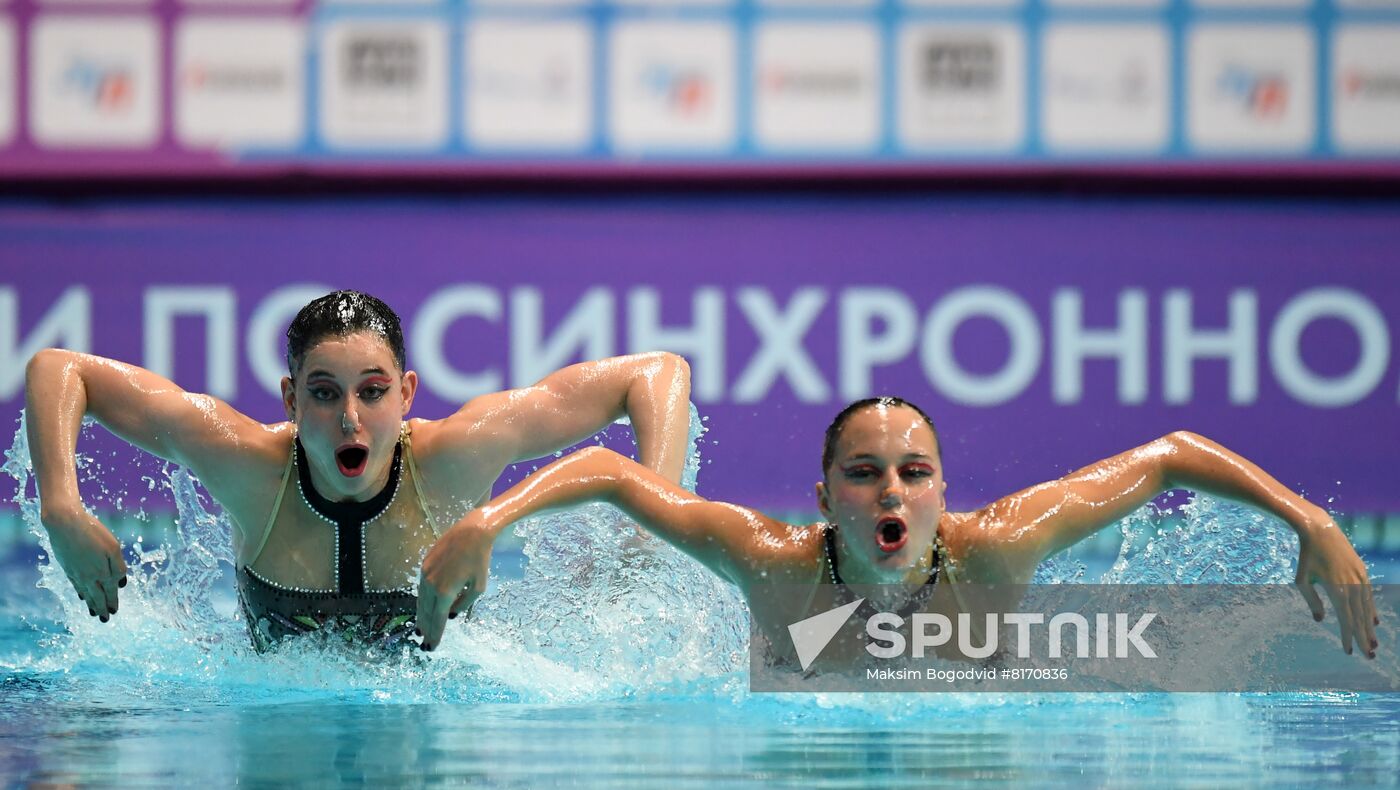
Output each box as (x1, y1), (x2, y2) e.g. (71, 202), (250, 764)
(25, 289), (695, 652)
(418, 396), (1380, 665)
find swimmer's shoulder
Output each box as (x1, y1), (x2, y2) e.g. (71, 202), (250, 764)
(730, 519), (825, 588)
(190, 423), (294, 509)
(163, 395), (289, 479)
(397, 417), (496, 516)
(938, 509), (1038, 584)
(184, 421), (295, 554)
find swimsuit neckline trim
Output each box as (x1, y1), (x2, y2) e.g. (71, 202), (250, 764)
(294, 436), (403, 527)
(241, 565), (413, 597)
(823, 524), (941, 620)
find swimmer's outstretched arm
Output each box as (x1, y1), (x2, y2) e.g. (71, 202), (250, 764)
(416, 446), (779, 650)
(24, 349), (272, 621)
(422, 352), (692, 500)
(976, 430), (1377, 657)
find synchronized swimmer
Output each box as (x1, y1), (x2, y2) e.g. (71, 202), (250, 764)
(25, 290), (692, 650)
(416, 397), (1379, 663)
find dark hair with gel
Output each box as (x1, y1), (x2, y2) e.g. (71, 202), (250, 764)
(821, 396), (941, 475)
(286, 290), (406, 376)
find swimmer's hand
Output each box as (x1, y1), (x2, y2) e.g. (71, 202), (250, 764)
(416, 512), (497, 651)
(42, 507), (128, 622)
(1295, 512), (1379, 659)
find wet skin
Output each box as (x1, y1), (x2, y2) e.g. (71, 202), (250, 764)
(815, 404), (947, 588)
(284, 337), (417, 504)
(25, 333), (694, 627)
(418, 404), (1380, 660)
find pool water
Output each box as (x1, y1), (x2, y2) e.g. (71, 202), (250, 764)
(3, 558), (1400, 789)
(2, 421), (1399, 786)
(4, 546), (1400, 788)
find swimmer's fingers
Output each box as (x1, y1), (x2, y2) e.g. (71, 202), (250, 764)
(449, 591), (467, 618)
(76, 551), (124, 623)
(419, 574), (486, 649)
(98, 553), (126, 619)
(91, 579), (116, 623)
(449, 577), (487, 621)
(1340, 585), (1372, 658)
(73, 560), (114, 620)
(1353, 585), (1379, 659)
(448, 591), (469, 620)
(46, 511), (125, 621)
(1322, 582), (1357, 655)
(74, 577), (102, 618)
(415, 580), (451, 651)
(1295, 573), (1326, 623)
(418, 517), (498, 649)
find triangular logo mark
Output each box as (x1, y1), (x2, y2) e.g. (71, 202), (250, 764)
(788, 598), (865, 672)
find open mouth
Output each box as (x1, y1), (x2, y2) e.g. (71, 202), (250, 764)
(336, 446), (369, 477)
(875, 518), (908, 554)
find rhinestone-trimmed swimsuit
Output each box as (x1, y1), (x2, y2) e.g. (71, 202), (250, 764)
(236, 426), (442, 653)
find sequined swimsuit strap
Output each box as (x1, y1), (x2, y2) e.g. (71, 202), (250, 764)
(935, 545), (986, 646)
(245, 437), (296, 569)
(402, 424), (443, 537)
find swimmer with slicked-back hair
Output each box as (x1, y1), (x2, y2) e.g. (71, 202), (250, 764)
(25, 290), (693, 651)
(417, 396), (1378, 662)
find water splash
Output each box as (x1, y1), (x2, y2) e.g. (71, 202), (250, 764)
(2, 405), (751, 706)
(1, 409), (1390, 713)
(1034, 494), (1303, 586)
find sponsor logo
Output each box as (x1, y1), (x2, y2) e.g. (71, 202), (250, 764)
(898, 26), (1024, 149)
(921, 39), (999, 96)
(345, 35), (420, 92)
(183, 63), (286, 93)
(1048, 60), (1153, 106)
(753, 23), (879, 149)
(31, 18), (161, 147)
(1332, 28), (1400, 151)
(609, 22), (735, 150)
(320, 22), (448, 147)
(175, 21), (302, 148)
(465, 21), (591, 149)
(1187, 26), (1314, 152)
(60, 59), (134, 112)
(1041, 25), (1169, 152)
(1216, 64), (1289, 118)
(761, 66), (863, 97)
(1340, 68), (1400, 100)
(475, 58), (572, 101)
(639, 61), (712, 115)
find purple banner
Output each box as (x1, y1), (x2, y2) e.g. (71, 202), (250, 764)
(2, 196), (1399, 514)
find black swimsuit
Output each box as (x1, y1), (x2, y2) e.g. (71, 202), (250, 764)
(823, 524), (941, 622)
(237, 438), (418, 652)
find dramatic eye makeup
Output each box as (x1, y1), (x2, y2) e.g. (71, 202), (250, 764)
(358, 375), (392, 400)
(306, 375), (342, 402)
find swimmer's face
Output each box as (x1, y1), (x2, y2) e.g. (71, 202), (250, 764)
(280, 331), (418, 502)
(816, 404), (946, 583)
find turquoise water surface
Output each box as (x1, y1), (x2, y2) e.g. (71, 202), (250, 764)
(3, 418), (1399, 787)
